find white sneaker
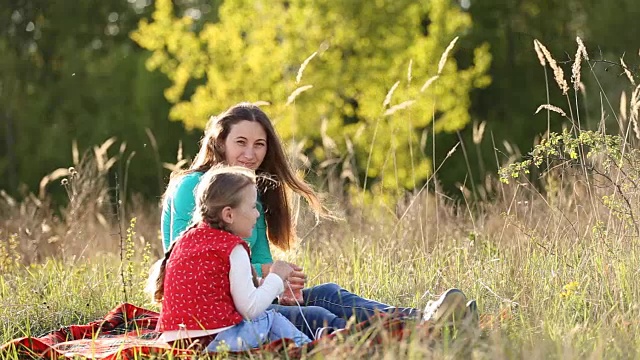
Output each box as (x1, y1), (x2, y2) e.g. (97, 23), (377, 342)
(314, 326), (337, 339)
(422, 288), (468, 326)
(464, 299), (479, 327)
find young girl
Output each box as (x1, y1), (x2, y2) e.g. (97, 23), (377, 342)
(151, 166), (312, 352)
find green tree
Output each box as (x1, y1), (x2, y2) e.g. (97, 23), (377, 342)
(132, 0), (491, 199)
(441, 0), (640, 199)
(0, 0), (200, 200)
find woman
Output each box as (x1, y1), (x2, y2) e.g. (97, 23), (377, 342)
(161, 102), (477, 338)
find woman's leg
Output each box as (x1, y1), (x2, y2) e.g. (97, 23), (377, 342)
(302, 283), (420, 323)
(267, 304), (347, 339)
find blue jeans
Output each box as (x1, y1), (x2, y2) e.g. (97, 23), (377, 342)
(206, 310), (311, 352)
(267, 303), (347, 339)
(272, 283), (419, 339)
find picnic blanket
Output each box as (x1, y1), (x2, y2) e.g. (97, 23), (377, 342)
(0, 303), (465, 359)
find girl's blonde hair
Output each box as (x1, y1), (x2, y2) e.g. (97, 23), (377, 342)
(151, 166), (256, 303)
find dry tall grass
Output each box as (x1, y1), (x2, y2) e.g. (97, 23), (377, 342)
(2, 38), (640, 359)
(3, 151), (640, 358)
(0, 141), (164, 265)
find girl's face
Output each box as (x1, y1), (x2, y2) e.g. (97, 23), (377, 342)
(226, 185), (260, 238)
(223, 120), (267, 170)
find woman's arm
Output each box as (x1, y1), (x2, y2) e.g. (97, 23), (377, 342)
(165, 174), (202, 249)
(245, 200), (273, 276)
(229, 245), (284, 320)
(249, 230), (273, 276)
(251, 266), (260, 287)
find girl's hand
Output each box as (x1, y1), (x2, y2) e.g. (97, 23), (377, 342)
(270, 260), (294, 282)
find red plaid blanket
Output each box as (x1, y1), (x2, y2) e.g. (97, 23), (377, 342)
(0, 303), (447, 359)
(1, 303), (178, 359)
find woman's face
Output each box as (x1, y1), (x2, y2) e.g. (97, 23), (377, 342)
(223, 120), (267, 170)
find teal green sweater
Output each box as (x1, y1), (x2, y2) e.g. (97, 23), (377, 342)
(161, 172), (273, 276)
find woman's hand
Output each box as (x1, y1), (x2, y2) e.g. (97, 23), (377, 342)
(261, 263), (272, 277)
(251, 266), (260, 288)
(259, 262), (305, 289)
(277, 262), (306, 306)
(286, 262), (306, 291)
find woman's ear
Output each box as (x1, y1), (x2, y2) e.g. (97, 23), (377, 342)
(221, 206), (234, 225)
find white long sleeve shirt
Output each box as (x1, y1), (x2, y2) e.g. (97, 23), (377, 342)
(229, 244), (284, 319)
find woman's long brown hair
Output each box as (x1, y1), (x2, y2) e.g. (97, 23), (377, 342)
(166, 102), (326, 250)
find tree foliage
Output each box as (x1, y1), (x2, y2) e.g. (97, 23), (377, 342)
(132, 0), (491, 195)
(448, 0), (640, 198)
(4, 0), (640, 206)
(0, 0), (199, 200)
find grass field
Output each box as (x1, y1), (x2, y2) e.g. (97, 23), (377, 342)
(2, 166), (640, 359)
(2, 38), (640, 359)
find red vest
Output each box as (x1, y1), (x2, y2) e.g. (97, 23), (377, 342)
(158, 222), (250, 331)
